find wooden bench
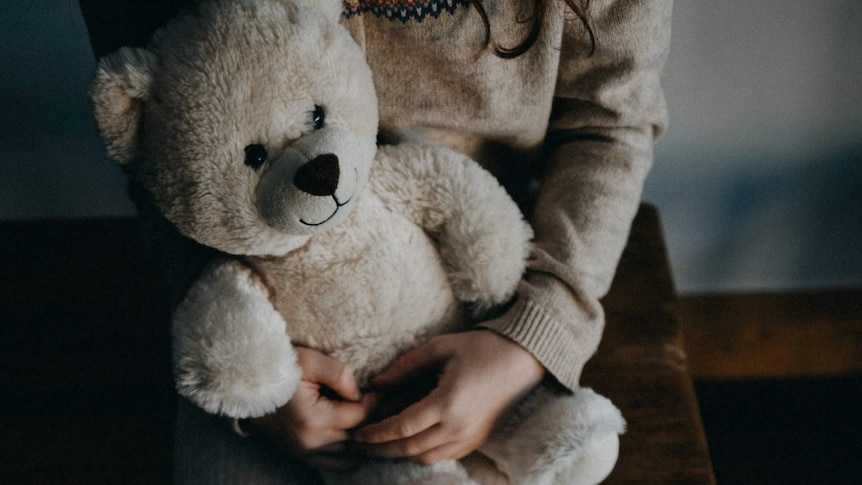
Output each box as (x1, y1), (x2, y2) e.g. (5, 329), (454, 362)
(0, 204), (715, 483)
(586, 205), (716, 484)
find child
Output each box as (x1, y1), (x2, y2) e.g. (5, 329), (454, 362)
(83, 0), (671, 482)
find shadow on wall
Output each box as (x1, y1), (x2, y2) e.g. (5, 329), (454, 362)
(0, 1), (135, 220)
(645, 146), (862, 293)
(791, 149), (862, 282)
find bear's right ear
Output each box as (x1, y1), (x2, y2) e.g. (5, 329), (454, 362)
(90, 47), (158, 164)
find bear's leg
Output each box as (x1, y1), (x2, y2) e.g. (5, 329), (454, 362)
(321, 459), (479, 485)
(479, 386), (625, 485)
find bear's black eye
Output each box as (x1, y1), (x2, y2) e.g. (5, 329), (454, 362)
(244, 144), (268, 170)
(311, 105), (325, 131)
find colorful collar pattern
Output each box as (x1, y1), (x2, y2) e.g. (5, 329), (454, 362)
(344, 0), (471, 22)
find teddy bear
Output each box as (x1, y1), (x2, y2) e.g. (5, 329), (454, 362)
(89, 0), (625, 483)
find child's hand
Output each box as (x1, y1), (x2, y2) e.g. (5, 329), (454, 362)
(249, 347), (377, 471)
(353, 329), (545, 464)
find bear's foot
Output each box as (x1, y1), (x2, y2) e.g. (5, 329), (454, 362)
(480, 386), (625, 485)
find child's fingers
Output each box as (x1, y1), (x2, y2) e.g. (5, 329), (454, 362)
(295, 347), (362, 401)
(352, 424), (446, 458)
(414, 441), (469, 465)
(328, 399), (374, 430)
(353, 389), (445, 443)
(371, 337), (448, 387)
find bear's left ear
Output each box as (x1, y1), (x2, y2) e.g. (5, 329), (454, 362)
(90, 47), (158, 164)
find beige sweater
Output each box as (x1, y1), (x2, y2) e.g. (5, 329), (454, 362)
(342, 0), (672, 390)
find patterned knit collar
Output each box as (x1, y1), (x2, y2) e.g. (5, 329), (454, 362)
(344, 0), (471, 22)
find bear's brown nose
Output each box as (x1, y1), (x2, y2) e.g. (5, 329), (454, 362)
(293, 154), (340, 197)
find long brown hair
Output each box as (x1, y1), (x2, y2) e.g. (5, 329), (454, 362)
(469, 0), (595, 58)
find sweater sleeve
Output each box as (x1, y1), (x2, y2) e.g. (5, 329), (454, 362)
(480, 0), (672, 390)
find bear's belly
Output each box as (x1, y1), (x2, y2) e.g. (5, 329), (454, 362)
(246, 195), (464, 384)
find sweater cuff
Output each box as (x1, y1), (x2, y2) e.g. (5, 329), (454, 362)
(478, 276), (604, 391)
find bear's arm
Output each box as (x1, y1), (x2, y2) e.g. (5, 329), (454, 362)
(369, 143), (533, 311)
(172, 259), (301, 418)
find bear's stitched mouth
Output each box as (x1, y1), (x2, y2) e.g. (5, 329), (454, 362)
(299, 195), (352, 227)
(299, 167), (358, 227)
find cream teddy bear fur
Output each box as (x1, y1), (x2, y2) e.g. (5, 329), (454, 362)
(90, 0), (624, 483)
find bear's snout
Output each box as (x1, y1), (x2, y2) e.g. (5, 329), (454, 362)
(294, 154), (340, 197)
(256, 126), (366, 235)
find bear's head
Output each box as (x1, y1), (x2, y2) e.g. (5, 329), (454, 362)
(91, 0), (379, 256)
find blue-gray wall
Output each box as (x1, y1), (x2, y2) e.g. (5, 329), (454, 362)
(0, 1), (135, 219)
(1, 0), (860, 293)
(644, 0), (862, 292)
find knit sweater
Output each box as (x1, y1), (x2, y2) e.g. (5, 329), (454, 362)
(342, 0), (671, 390)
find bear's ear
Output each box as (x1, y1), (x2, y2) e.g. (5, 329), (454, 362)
(90, 47), (158, 164)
